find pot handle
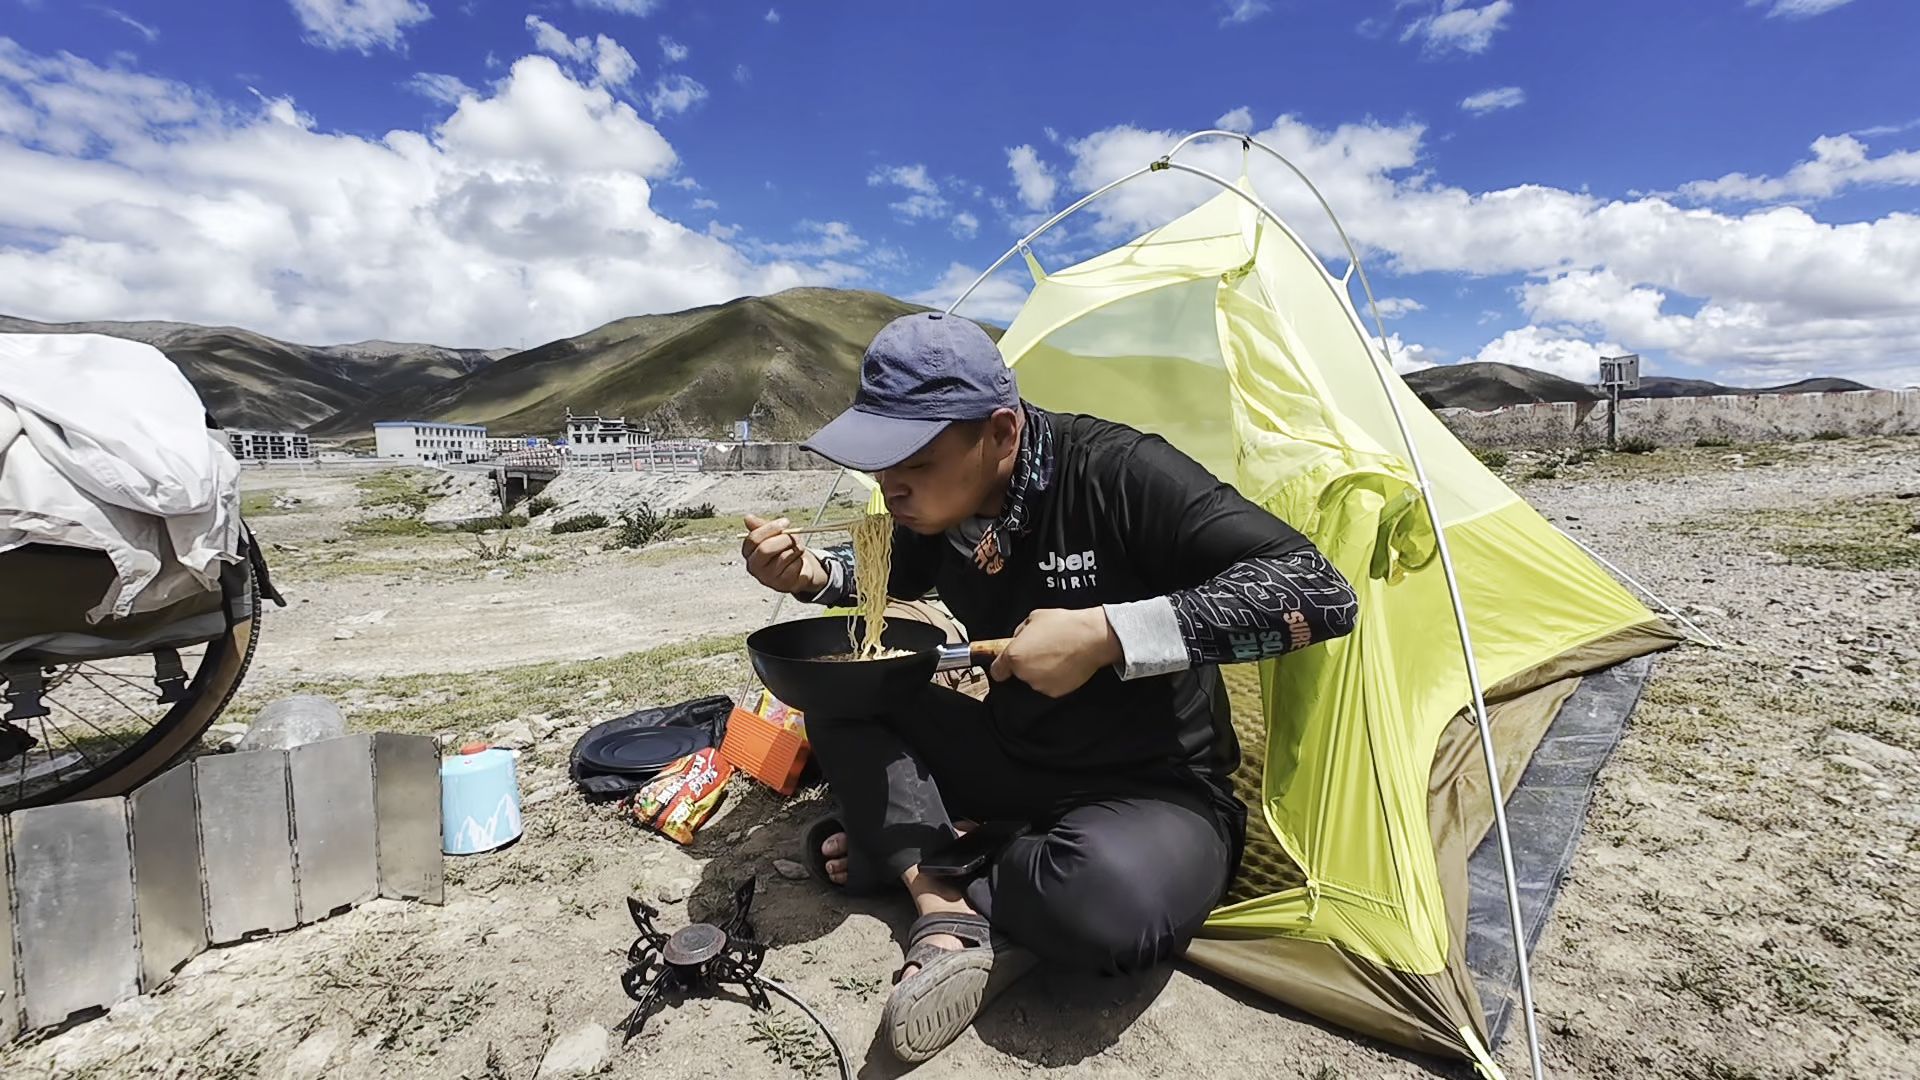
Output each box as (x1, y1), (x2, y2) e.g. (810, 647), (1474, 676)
(933, 638), (1014, 673)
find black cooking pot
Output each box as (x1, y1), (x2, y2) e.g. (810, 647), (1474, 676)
(745, 616), (1008, 717)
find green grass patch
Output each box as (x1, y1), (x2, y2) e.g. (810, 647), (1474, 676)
(608, 504), (684, 548)
(240, 490), (289, 517)
(228, 634), (747, 739)
(355, 470), (435, 515)
(1617, 435), (1660, 454)
(1472, 448), (1509, 469)
(454, 513), (529, 533)
(1661, 496), (1920, 571)
(346, 517), (435, 538)
(525, 494), (556, 516)
(1525, 465), (1560, 480)
(550, 513), (609, 534)
(1811, 430), (1846, 441)
(1695, 435), (1734, 448)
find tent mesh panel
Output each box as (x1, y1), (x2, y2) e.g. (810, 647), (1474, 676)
(1221, 663), (1307, 904)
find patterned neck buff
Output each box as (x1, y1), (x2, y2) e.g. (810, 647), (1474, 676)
(970, 402), (1054, 575)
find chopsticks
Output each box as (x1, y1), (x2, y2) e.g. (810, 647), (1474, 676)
(737, 518), (865, 539)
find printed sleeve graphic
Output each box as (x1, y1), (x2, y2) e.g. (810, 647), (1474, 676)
(1167, 551), (1359, 665)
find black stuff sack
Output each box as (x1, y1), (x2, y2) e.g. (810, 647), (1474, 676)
(569, 695), (733, 799)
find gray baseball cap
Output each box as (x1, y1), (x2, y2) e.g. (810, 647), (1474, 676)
(802, 312), (1018, 471)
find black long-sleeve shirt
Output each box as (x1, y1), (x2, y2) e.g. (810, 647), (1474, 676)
(802, 406), (1357, 796)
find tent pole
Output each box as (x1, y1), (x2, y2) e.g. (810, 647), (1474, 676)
(944, 166), (1156, 317)
(1556, 529), (1723, 648)
(1158, 153), (1548, 1080)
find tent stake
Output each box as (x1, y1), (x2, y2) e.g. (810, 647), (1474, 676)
(1556, 530), (1724, 649)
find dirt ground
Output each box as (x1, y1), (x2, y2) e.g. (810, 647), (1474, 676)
(3, 438), (1915, 1080)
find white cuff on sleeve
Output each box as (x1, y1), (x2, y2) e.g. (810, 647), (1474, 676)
(1102, 596), (1190, 680)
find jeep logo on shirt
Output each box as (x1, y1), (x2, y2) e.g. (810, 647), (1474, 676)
(1038, 549), (1098, 590)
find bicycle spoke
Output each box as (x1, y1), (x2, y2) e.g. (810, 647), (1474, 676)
(78, 664), (165, 698)
(78, 672), (160, 728)
(46, 696), (132, 756)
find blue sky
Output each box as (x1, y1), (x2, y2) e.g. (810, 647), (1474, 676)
(2, 0), (1916, 386)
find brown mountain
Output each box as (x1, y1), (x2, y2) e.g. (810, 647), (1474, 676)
(0, 314), (505, 431)
(314, 288), (996, 441)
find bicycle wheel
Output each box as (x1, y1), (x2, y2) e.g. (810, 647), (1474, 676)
(0, 559), (261, 812)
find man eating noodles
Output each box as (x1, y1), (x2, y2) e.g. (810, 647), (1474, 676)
(739, 311), (1358, 1063)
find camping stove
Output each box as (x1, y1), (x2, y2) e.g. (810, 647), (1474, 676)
(617, 878), (770, 1040)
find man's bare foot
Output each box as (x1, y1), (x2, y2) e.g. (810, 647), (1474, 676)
(818, 822), (980, 978)
(817, 821), (977, 888)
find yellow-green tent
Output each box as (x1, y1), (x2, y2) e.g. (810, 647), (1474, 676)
(935, 139), (1682, 1076)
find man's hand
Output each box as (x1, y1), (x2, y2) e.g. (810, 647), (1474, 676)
(989, 607), (1123, 698)
(742, 514), (828, 597)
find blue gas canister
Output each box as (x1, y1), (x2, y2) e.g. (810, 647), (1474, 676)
(440, 744), (523, 854)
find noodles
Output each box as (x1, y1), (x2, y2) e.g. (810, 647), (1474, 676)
(849, 511), (895, 658)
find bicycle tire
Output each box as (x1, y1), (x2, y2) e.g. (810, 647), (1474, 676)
(2, 559), (262, 810)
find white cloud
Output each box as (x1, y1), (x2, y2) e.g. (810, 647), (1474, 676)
(756, 220), (866, 259)
(1748, 0), (1857, 17)
(1470, 326), (1622, 382)
(950, 211), (980, 240)
(911, 262), (1032, 326)
(1377, 333), (1436, 374)
(1005, 145), (1057, 211)
(646, 74), (708, 119)
(1215, 106), (1255, 133)
(98, 7), (160, 43)
(525, 16), (636, 88)
(1371, 296), (1426, 319)
(666, 176), (699, 190)
(1049, 113), (1920, 387)
(1460, 86), (1524, 115)
(288, 0), (431, 53)
(1402, 0), (1512, 56)
(658, 35), (688, 63)
(868, 163), (939, 196)
(575, 0), (659, 15)
(1680, 134), (1920, 203)
(1220, 0), (1270, 25)
(765, 8), (781, 23)
(733, 64), (751, 84)
(405, 72), (473, 106)
(868, 163), (949, 221)
(0, 41), (853, 349)
(690, 196), (718, 210)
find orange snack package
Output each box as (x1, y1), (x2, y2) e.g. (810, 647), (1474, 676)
(628, 746), (733, 845)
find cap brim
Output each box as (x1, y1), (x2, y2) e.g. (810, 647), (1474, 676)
(801, 407), (950, 472)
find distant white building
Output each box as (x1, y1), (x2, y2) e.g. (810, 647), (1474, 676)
(563, 407), (651, 459)
(374, 420), (487, 463)
(486, 435), (553, 456)
(226, 429), (312, 461)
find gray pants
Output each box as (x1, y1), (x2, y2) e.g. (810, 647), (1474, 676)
(806, 684), (1237, 975)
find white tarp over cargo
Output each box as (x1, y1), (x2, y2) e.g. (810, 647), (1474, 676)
(0, 332), (241, 619)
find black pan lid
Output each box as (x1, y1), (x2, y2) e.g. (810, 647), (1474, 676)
(576, 725), (711, 775)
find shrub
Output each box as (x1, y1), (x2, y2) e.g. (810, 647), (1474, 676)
(526, 495), (556, 516)
(1473, 449), (1509, 470)
(1695, 435), (1733, 448)
(670, 502), (717, 520)
(1525, 465), (1560, 481)
(609, 504), (683, 549)
(347, 516), (433, 538)
(1813, 430), (1846, 442)
(1618, 436), (1659, 455)
(455, 513), (529, 533)
(550, 513), (609, 535)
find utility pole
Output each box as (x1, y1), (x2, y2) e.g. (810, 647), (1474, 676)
(1599, 354), (1640, 450)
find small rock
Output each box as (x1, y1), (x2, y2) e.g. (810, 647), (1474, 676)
(281, 1025), (346, 1080)
(206, 722), (250, 751)
(486, 568), (510, 580)
(773, 859), (808, 881)
(1826, 729), (1915, 769)
(523, 781), (571, 808)
(657, 877), (693, 904)
(490, 719), (536, 750)
(1829, 755), (1879, 776)
(332, 629), (357, 641)
(341, 608), (390, 626)
(554, 725), (588, 744)
(535, 1023), (610, 1079)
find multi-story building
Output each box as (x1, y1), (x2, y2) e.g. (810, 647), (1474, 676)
(562, 407), (651, 459)
(485, 435), (554, 456)
(373, 420), (488, 463)
(226, 429), (312, 461)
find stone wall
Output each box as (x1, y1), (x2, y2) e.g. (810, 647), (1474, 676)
(699, 442), (836, 471)
(1437, 389), (1920, 449)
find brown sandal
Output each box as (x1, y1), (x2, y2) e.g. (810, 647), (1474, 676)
(881, 911), (1036, 1063)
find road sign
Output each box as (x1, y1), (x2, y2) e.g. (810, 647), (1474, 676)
(1599, 354), (1640, 391)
